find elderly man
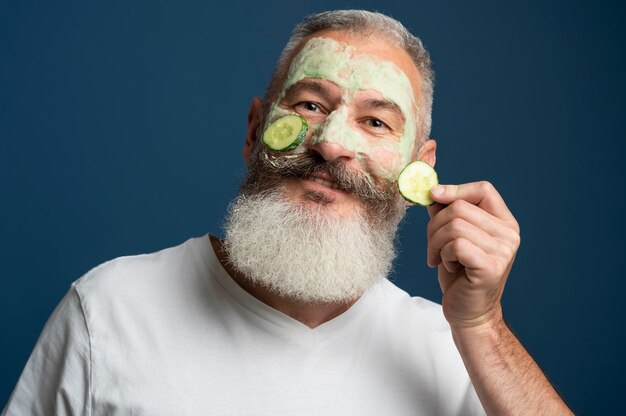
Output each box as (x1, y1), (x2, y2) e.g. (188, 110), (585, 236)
(3, 10), (571, 415)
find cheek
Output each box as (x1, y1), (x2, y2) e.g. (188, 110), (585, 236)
(362, 142), (405, 180)
(265, 104), (292, 126)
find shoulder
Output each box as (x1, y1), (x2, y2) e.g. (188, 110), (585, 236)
(71, 235), (210, 316)
(373, 279), (451, 333)
(75, 236), (204, 293)
(369, 281), (476, 387)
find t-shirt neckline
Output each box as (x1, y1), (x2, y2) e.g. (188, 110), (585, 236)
(193, 234), (377, 339)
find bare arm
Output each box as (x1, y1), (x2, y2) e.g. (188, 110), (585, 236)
(426, 182), (572, 415)
(452, 317), (571, 415)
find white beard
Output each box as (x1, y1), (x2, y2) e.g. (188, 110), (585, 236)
(222, 190), (399, 303)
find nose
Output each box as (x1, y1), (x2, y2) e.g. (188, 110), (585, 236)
(306, 107), (356, 162)
(308, 140), (355, 162)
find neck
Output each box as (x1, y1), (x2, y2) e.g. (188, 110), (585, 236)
(211, 236), (358, 328)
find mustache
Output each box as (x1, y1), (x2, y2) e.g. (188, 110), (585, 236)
(255, 146), (394, 204)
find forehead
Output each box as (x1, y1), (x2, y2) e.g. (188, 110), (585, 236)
(284, 30), (422, 107)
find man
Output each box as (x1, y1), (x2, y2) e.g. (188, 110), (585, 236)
(3, 10), (572, 415)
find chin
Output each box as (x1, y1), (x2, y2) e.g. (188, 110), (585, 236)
(222, 189), (397, 304)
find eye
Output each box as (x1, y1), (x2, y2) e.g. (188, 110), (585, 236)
(295, 101), (325, 114)
(364, 118), (390, 131)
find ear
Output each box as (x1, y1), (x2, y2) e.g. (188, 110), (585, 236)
(243, 97), (264, 164)
(416, 139), (437, 167)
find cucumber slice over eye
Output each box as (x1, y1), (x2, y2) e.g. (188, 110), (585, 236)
(262, 114), (308, 151)
(397, 160), (439, 206)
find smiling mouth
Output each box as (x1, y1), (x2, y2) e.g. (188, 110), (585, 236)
(306, 175), (341, 189)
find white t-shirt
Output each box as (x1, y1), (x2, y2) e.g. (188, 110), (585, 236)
(3, 235), (485, 415)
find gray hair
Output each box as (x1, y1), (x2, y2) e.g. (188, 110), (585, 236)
(262, 10), (435, 148)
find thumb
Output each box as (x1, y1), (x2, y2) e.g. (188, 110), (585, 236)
(429, 184), (457, 205)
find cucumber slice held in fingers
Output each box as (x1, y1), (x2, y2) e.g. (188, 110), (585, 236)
(397, 160), (439, 206)
(262, 114), (308, 151)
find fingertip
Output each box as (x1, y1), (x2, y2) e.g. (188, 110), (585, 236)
(430, 185), (445, 198)
(427, 251), (441, 268)
(430, 186), (449, 205)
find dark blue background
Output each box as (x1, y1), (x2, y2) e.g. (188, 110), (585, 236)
(2, 1), (624, 413)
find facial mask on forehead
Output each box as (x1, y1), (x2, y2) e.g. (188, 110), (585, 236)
(266, 36), (418, 180)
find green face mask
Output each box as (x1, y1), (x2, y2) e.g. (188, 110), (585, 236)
(266, 36), (418, 181)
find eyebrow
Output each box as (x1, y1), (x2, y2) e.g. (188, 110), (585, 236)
(284, 79), (333, 99)
(362, 98), (406, 124)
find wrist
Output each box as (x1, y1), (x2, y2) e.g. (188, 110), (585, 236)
(450, 316), (512, 374)
(446, 305), (504, 332)
(449, 310), (509, 349)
